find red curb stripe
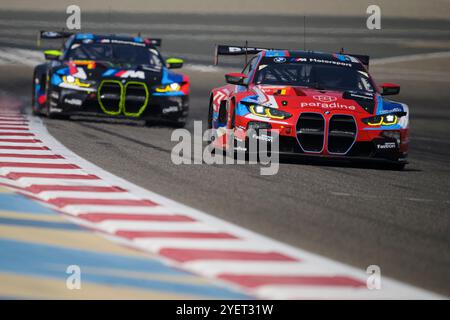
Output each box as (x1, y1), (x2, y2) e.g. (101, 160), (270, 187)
(25, 185), (126, 193)
(0, 162), (79, 169)
(217, 274), (366, 288)
(116, 231), (238, 240)
(0, 132), (34, 136)
(0, 116), (26, 118)
(0, 127), (29, 130)
(47, 198), (158, 207)
(0, 154), (63, 159)
(78, 213), (195, 222)
(159, 249), (299, 263)
(0, 146), (49, 150)
(0, 139), (41, 143)
(6, 172), (100, 180)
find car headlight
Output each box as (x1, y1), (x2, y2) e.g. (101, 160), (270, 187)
(247, 104), (292, 120)
(155, 83), (181, 93)
(62, 76), (92, 88)
(362, 112), (405, 126)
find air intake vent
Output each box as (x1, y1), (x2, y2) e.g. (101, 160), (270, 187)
(296, 113), (325, 152)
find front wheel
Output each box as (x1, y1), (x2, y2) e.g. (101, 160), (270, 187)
(172, 119), (186, 128)
(31, 72), (41, 116)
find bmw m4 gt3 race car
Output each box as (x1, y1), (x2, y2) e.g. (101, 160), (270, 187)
(209, 45), (409, 169)
(32, 31), (189, 126)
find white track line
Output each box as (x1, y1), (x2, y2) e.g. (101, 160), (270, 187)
(371, 51), (450, 65)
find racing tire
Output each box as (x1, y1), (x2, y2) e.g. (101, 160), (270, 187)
(172, 119), (186, 128)
(31, 71), (40, 116)
(45, 104), (70, 120)
(383, 162), (406, 171)
(207, 98), (214, 144)
(389, 162), (406, 171)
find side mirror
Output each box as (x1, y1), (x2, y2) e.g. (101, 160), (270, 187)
(225, 72), (248, 85)
(380, 83), (400, 96)
(166, 58), (184, 69)
(44, 50), (62, 61)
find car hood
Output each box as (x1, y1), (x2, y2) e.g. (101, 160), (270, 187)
(250, 85), (378, 115)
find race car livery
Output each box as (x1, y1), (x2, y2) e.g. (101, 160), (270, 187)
(209, 45), (409, 169)
(32, 31), (189, 126)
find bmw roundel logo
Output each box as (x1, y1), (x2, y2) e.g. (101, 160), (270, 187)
(324, 111), (331, 115)
(273, 57), (286, 63)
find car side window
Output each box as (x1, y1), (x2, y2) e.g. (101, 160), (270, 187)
(241, 56), (259, 85)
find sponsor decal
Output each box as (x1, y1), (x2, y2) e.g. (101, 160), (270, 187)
(49, 107), (62, 112)
(313, 95), (337, 103)
(308, 58), (352, 67)
(42, 31), (59, 37)
(273, 57), (286, 63)
(300, 101), (357, 110)
(162, 106), (179, 114)
(113, 70), (145, 79)
(376, 142), (397, 150)
(379, 108), (403, 114)
(110, 39), (146, 47)
(291, 57), (307, 63)
(251, 133), (273, 143)
(50, 92), (60, 99)
(64, 98), (83, 106)
(227, 46), (265, 54)
(71, 67), (87, 80)
(347, 92), (374, 100)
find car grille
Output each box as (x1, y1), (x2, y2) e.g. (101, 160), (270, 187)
(98, 81), (149, 117)
(327, 115), (357, 154)
(98, 81), (122, 115)
(296, 113), (325, 152)
(124, 83), (149, 117)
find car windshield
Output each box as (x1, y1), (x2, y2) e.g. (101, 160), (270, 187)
(66, 43), (163, 67)
(254, 62), (375, 92)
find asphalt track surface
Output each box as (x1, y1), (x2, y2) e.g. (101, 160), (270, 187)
(0, 10), (449, 296)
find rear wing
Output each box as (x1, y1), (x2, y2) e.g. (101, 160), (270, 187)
(144, 38), (162, 47)
(348, 54), (370, 69)
(339, 48), (370, 69)
(214, 44), (370, 69)
(37, 30), (162, 48)
(37, 30), (73, 47)
(214, 44), (277, 65)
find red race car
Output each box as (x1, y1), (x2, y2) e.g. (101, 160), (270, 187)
(208, 45), (409, 169)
